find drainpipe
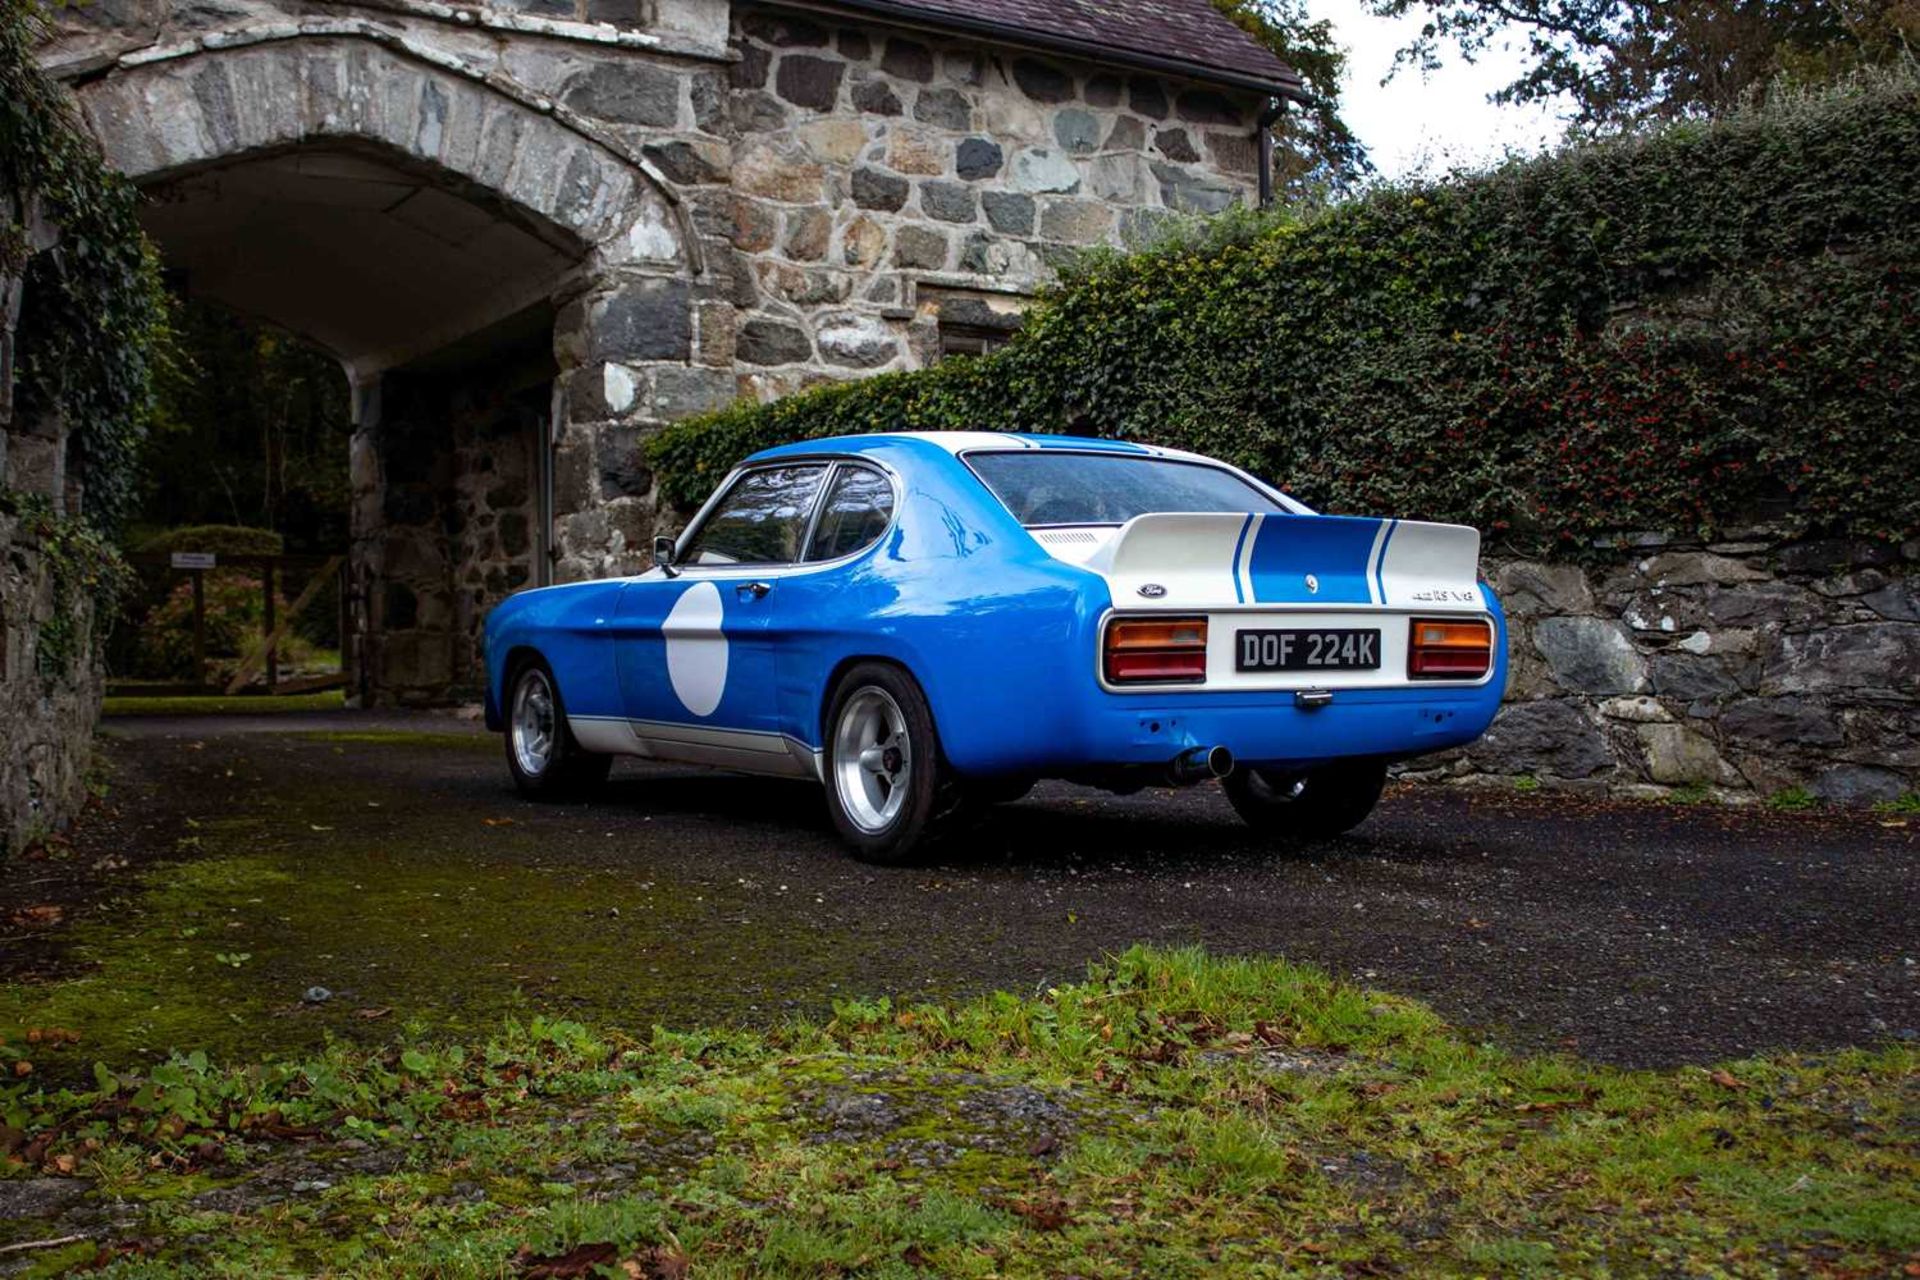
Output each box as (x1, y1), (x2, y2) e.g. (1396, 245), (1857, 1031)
(1256, 97), (1287, 209)
(541, 381), (559, 587)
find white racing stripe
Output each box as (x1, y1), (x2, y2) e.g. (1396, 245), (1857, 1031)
(1363, 519), (1393, 606)
(1233, 513), (1262, 604)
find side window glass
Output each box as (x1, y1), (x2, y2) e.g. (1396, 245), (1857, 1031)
(682, 465), (827, 566)
(805, 465), (895, 561)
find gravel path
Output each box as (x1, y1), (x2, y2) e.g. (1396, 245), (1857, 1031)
(22, 711), (1917, 1067)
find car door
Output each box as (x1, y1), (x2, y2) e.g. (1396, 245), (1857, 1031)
(610, 462), (828, 774)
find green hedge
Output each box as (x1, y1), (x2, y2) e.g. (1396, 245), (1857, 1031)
(650, 73), (1919, 551)
(136, 524), (286, 557)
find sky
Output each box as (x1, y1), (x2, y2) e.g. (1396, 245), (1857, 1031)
(1303, 1), (1571, 179)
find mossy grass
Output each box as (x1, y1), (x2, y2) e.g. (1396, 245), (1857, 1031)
(102, 691), (348, 717)
(2, 947), (1913, 1277)
(0, 761), (892, 1068)
(298, 729), (496, 752)
(1765, 786), (1820, 812)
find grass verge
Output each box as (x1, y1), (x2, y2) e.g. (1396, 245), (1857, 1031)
(101, 691), (348, 717)
(1, 947), (1914, 1277)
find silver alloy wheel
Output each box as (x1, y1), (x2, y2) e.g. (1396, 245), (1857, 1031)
(511, 667), (558, 778)
(833, 686), (912, 834)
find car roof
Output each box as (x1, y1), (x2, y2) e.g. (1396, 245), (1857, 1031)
(744, 431), (1212, 465)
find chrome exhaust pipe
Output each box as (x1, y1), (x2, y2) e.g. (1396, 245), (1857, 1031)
(1168, 745), (1234, 785)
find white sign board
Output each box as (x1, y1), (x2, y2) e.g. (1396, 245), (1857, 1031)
(170, 552), (217, 570)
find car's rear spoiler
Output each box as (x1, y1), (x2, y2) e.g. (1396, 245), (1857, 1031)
(1091, 512), (1484, 611)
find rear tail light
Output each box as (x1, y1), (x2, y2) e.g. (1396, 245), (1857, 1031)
(1105, 617), (1209, 684)
(1408, 617), (1493, 679)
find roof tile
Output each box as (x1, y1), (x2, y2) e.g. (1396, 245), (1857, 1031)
(836, 0), (1301, 95)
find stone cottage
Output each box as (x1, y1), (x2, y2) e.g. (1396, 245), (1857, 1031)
(35, 0), (1304, 703)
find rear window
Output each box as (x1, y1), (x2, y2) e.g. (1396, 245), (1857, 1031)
(968, 451), (1285, 527)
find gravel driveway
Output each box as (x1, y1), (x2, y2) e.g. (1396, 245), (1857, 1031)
(14, 710), (1915, 1068)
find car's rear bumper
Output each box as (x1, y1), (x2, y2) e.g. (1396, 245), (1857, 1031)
(938, 678), (1503, 777)
(1066, 683), (1503, 771)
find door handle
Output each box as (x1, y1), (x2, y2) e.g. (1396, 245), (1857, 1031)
(738, 581), (772, 599)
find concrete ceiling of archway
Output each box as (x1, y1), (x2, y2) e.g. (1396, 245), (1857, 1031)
(142, 144), (585, 376)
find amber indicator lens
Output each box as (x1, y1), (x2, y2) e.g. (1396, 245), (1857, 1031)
(1106, 617), (1209, 683)
(1407, 617), (1493, 679)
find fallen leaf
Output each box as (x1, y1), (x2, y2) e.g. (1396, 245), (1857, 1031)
(10, 905), (64, 927)
(484, 817), (516, 827)
(1709, 1069), (1746, 1090)
(628, 1243), (691, 1280)
(1008, 1193), (1072, 1230)
(354, 1007), (393, 1021)
(513, 1241), (617, 1278)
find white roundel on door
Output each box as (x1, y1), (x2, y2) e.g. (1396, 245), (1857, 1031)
(663, 580), (728, 717)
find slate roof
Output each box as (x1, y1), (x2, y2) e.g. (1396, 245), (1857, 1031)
(821, 0), (1306, 99)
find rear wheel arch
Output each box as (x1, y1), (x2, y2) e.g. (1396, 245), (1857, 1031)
(817, 654), (926, 747)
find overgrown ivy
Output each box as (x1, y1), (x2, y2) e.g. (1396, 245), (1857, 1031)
(649, 71), (1919, 555)
(3, 0), (166, 688)
(1, 490), (136, 679)
(2, 0), (168, 536)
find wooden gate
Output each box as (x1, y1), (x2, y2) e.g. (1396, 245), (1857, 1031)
(108, 551), (351, 697)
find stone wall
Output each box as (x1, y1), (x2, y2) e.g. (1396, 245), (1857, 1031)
(448, 381), (544, 695)
(2, 182), (107, 856)
(0, 506), (105, 857)
(1402, 536), (1920, 804)
(539, 1), (1267, 580)
(707, 6), (1260, 396)
(351, 355), (547, 705)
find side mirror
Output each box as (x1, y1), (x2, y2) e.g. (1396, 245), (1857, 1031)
(653, 534), (680, 577)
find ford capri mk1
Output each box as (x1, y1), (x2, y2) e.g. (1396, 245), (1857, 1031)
(483, 433), (1508, 863)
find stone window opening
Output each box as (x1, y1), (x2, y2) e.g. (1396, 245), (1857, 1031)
(937, 321), (1013, 361)
(920, 286), (1029, 364)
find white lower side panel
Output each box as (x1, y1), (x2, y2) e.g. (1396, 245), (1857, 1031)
(569, 716), (821, 780)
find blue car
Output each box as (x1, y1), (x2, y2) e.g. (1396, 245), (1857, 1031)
(483, 433), (1506, 862)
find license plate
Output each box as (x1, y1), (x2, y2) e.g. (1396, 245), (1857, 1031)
(1236, 628), (1381, 672)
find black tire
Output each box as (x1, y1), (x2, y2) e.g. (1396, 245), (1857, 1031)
(1222, 759), (1387, 840)
(503, 658), (612, 801)
(822, 663), (955, 864)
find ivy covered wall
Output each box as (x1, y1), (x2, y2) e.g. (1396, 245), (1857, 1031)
(2, 0), (166, 855)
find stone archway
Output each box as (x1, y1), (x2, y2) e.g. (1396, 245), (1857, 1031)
(67, 34), (703, 704)
(72, 33), (689, 265)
